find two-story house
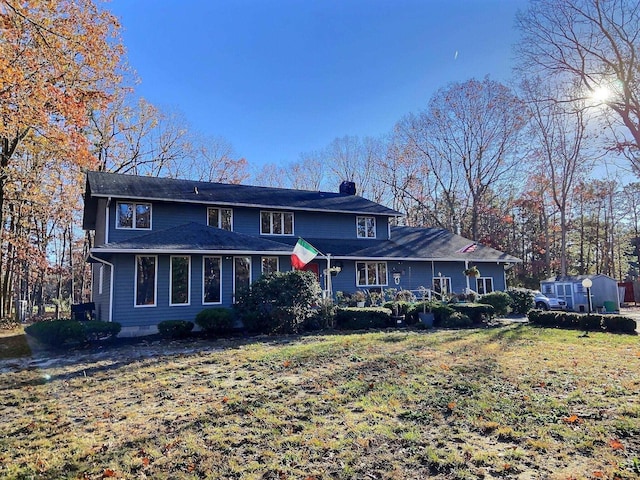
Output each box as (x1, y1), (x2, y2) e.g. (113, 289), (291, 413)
(83, 171), (520, 336)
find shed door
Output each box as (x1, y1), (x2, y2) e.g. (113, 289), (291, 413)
(556, 283), (573, 309)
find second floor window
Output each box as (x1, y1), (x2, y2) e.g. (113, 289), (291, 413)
(208, 207), (233, 231)
(261, 211), (293, 235)
(357, 216), (376, 238)
(117, 202), (151, 229)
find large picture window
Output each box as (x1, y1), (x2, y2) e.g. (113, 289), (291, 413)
(356, 216), (376, 238)
(203, 256), (222, 304)
(117, 202), (151, 229)
(135, 256), (157, 306)
(260, 211), (294, 235)
(207, 207), (233, 231)
(170, 256), (190, 305)
(261, 256), (279, 275)
(234, 256), (251, 301)
(476, 277), (493, 295)
(356, 261), (387, 286)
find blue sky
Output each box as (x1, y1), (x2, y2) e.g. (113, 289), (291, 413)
(108, 0), (529, 167)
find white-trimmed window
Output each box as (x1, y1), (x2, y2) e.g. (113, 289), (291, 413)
(135, 255), (157, 307)
(261, 256), (279, 275)
(234, 256), (251, 302)
(357, 216), (376, 238)
(116, 202), (151, 229)
(433, 277), (452, 296)
(260, 211), (294, 235)
(476, 277), (493, 295)
(356, 261), (387, 286)
(170, 256), (190, 306)
(98, 264), (104, 295)
(203, 256), (222, 304)
(207, 207), (233, 231)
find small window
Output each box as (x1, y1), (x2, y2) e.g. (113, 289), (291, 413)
(261, 257), (279, 275)
(207, 207), (233, 231)
(170, 256), (190, 305)
(357, 216), (376, 238)
(433, 277), (452, 296)
(135, 256), (157, 307)
(476, 277), (493, 295)
(98, 264), (104, 295)
(260, 211), (294, 235)
(356, 261), (387, 286)
(117, 202), (151, 229)
(203, 256), (222, 304)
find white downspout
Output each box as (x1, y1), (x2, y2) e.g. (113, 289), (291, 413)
(88, 254), (114, 323)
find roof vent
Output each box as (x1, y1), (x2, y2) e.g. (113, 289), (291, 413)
(339, 181), (356, 195)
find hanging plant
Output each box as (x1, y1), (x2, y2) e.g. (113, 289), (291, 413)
(464, 266), (480, 277)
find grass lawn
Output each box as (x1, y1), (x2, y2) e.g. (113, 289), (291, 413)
(1, 325), (639, 479)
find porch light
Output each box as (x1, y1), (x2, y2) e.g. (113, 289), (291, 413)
(581, 278), (592, 314)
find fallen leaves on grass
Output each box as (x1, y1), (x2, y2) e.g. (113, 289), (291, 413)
(609, 438), (625, 450)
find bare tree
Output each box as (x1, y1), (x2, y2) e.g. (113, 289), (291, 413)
(516, 0), (640, 172)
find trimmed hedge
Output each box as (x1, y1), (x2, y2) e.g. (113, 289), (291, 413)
(507, 288), (535, 314)
(450, 303), (495, 324)
(195, 308), (235, 335)
(478, 291), (512, 317)
(158, 320), (194, 338)
(25, 320), (122, 347)
(441, 311), (473, 328)
(335, 307), (392, 330)
(527, 310), (637, 334)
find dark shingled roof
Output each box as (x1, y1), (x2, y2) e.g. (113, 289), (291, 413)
(93, 223), (293, 254)
(84, 171), (401, 222)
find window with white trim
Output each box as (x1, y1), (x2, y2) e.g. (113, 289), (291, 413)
(98, 264), (104, 295)
(433, 277), (452, 296)
(356, 261), (387, 286)
(207, 207), (233, 231)
(476, 277), (493, 295)
(116, 202), (151, 229)
(203, 256), (222, 304)
(170, 256), (190, 305)
(356, 216), (376, 238)
(260, 211), (294, 235)
(135, 255), (157, 306)
(261, 256), (279, 275)
(234, 257), (251, 302)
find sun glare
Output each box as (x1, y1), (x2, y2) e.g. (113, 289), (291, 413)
(591, 86), (611, 103)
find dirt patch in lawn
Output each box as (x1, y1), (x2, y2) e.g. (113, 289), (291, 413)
(1, 326), (639, 479)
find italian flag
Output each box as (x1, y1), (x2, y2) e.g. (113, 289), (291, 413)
(291, 238), (318, 269)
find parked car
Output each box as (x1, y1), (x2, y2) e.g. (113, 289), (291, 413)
(534, 291), (567, 311)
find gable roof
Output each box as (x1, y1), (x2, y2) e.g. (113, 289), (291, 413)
(92, 222), (293, 255)
(84, 171), (401, 227)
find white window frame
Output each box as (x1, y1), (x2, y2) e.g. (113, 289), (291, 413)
(134, 255), (157, 307)
(98, 264), (104, 295)
(260, 210), (294, 236)
(355, 261), (388, 287)
(116, 202), (152, 230)
(170, 255), (191, 306)
(356, 216), (376, 238)
(433, 276), (452, 296)
(261, 256), (279, 275)
(207, 207), (233, 231)
(202, 256), (222, 305)
(476, 277), (493, 295)
(233, 256), (252, 302)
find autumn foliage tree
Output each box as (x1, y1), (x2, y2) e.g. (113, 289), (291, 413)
(0, 0), (123, 317)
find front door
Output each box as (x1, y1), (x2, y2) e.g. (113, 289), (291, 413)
(556, 283), (573, 309)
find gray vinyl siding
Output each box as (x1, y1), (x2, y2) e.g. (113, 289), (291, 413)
(91, 262), (111, 322)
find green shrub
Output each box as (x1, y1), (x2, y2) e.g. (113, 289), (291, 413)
(82, 321), (121, 341)
(579, 314), (602, 332)
(507, 288), (535, 314)
(335, 307), (392, 330)
(382, 301), (411, 317)
(478, 291), (512, 317)
(158, 320), (194, 338)
(441, 311), (473, 328)
(235, 271), (321, 334)
(25, 320), (85, 346)
(432, 303), (456, 326)
(307, 297), (337, 330)
(451, 303), (495, 323)
(195, 308), (235, 335)
(395, 290), (416, 302)
(603, 316), (638, 334)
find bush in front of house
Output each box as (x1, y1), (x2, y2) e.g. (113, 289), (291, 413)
(335, 307), (392, 330)
(478, 291), (512, 317)
(507, 288), (535, 314)
(158, 320), (194, 338)
(82, 320), (122, 341)
(195, 308), (235, 335)
(527, 311), (637, 334)
(441, 311), (473, 328)
(602, 316), (637, 334)
(235, 270), (321, 334)
(451, 303), (495, 324)
(25, 319), (122, 346)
